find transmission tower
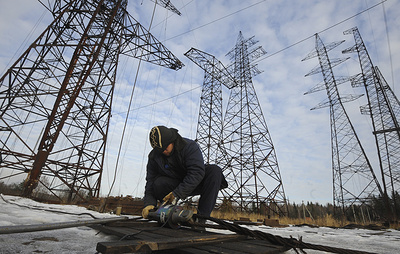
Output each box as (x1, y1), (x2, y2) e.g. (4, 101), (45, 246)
(342, 27), (400, 218)
(219, 32), (287, 215)
(0, 0), (182, 202)
(303, 33), (383, 216)
(149, 0), (181, 16)
(184, 48), (236, 164)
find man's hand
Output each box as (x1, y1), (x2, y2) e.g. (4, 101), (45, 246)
(162, 192), (177, 206)
(142, 205), (155, 219)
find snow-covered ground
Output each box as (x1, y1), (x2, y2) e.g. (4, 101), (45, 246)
(0, 194), (399, 254)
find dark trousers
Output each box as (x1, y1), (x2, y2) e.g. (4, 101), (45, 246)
(152, 164), (224, 216)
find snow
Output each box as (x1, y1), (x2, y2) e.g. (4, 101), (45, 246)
(257, 225), (400, 254)
(0, 194), (399, 254)
(0, 194), (123, 253)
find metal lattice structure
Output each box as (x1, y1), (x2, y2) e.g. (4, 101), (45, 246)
(184, 48), (236, 164)
(219, 32), (288, 215)
(303, 34), (383, 216)
(0, 0), (182, 201)
(149, 0), (181, 16)
(342, 27), (400, 217)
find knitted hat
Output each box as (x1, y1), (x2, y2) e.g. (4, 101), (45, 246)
(149, 126), (178, 152)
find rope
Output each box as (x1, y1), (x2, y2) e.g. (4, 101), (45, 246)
(196, 214), (378, 254)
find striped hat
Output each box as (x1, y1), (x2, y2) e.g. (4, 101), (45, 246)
(149, 126), (177, 152)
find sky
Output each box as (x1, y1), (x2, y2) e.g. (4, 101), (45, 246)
(1, 194), (399, 253)
(0, 0), (399, 205)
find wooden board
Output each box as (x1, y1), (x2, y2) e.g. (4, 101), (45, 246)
(93, 220), (290, 254)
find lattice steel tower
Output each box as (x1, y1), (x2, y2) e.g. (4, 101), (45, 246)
(218, 32), (287, 214)
(0, 0), (182, 201)
(184, 48), (237, 164)
(342, 27), (400, 218)
(303, 34), (383, 216)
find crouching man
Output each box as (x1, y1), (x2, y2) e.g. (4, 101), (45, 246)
(142, 126), (227, 220)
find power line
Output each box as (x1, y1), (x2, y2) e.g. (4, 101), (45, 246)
(164, 0), (268, 42)
(254, 0), (388, 63)
(113, 85), (201, 116)
(160, 0), (387, 64)
(381, 1), (395, 91)
(107, 0), (159, 198)
(125, 0), (390, 117)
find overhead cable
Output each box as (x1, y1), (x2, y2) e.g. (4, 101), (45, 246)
(254, 0), (388, 63)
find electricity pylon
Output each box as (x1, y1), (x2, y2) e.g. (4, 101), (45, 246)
(342, 27), (400, 219)
(221, 32), (287, 215)
(0, 0), (182, 201)
(184, 48), (236, 164)
(303, 34), (383, 216)
(149, 0), (181, 15)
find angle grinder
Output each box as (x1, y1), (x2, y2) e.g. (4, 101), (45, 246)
(147, 204), (194, 229)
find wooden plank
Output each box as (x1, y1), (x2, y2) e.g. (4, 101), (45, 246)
(233, 221), (263, 226)
(108, 226), (214, 242)
(238, 239), (288, 254)
(175, 238), (289, 254)
(94, 223), (197, 240)
(142, 226), (212, 239)
(172, 247), (215, 254)
(194, 243), (246, 254)
(94, 220), (291, 253)
(91, 225), (142, 238)
(93, 223), (179, 239)
(105, 220), (159, 228)
(196, 240), (284, 254)
(97, 240), (151, 254)
(96, 234), (247, 253)
(249, 239), (291, 252)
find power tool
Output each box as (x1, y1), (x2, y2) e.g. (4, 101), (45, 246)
(147, 204), (194, 229)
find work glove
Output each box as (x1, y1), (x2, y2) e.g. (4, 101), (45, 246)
(142, 205), (155, 219)
(162, 191), (178, 206)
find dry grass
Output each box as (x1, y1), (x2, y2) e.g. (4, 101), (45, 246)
(279, 214), (348, 227)
(210, 210), (383, 228)
(211, 210), (266, 222)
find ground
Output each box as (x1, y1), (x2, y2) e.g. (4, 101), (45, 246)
(0, 194), (399, 253)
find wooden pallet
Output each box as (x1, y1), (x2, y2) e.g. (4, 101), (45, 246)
(93, 220), (290, 253)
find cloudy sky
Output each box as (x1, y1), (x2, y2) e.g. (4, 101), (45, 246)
(0, 0), (399, 205)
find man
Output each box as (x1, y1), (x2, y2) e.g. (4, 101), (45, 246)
(142, 126), (227, 219)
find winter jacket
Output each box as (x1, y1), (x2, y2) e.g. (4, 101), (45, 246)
(143, 136), (205, 207)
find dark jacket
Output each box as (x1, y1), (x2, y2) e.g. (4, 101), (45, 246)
(144, 136), (205, 207)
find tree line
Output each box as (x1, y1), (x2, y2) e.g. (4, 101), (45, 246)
(286, 192), (400, 223)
